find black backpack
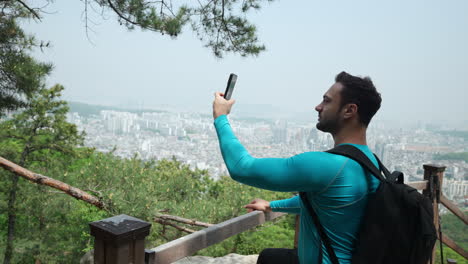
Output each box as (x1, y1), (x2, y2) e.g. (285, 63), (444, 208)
(299, 144), (437, 264)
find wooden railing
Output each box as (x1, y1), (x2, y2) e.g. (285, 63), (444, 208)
(145, 211), (284, 264)
(422, 165), (468, 263)
(84, 164), (467, 263)
(438, 195), (468, 260)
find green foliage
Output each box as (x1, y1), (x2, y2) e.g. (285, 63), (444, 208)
(0, 85), (85, 165)
(440, 213), (467, 249)
(435, 246), (468, 264)
(0, 9), (52, 116)
(0, 84), (85, 263)
(62, 151), (293, 251)
(433, 213), (468, 264)
(104, 0), (270, 57)
(433, 152), (468, 163)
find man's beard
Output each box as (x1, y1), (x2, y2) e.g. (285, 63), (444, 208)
(316, 115), (340, 134)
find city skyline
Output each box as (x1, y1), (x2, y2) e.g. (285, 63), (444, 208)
(67, 100), (468, 131)
(66, 103), (468, 205)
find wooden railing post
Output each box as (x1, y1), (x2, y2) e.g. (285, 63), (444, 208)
(293, 215), (300, 249)
(90, 214), (151, 264)
(423, 164), (446, 264)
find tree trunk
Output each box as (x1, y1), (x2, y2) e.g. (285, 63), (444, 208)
(36, 167), (48, 264)
(3, 172), (19, 264)
(3, 148), (28, 264)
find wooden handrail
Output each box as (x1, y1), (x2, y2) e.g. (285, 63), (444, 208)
(407, 180), (428, 190)
(145, 180), (433, 264)
(145, 211), (285, 264)
(440, 195), (468, 225)
(439, 194), (468, 262)
(441, 233), (468, 260)
(146, 178), (459, 264)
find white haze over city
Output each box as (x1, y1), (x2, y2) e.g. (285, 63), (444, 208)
(23, 0), (468, 128)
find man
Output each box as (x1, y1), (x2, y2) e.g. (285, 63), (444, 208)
(212, 72), (382, 264)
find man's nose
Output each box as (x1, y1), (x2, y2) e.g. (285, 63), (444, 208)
(315, 104), (321, 112)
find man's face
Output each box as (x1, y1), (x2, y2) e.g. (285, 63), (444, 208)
(315, 82), (344, 133)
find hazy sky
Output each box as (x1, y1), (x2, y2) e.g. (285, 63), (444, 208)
(23, 0), (468, 125)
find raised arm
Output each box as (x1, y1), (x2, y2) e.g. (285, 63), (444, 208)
(214, 115), (346, 193)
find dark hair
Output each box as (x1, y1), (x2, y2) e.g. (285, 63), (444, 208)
(335, 71), (381, 127)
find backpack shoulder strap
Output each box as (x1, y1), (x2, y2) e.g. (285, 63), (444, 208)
(300, 145), (388, 264)
(299, 192), (339, 264)
(326, 144), (386, 182)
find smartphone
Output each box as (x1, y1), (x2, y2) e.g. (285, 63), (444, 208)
(223, 73), (237, 100)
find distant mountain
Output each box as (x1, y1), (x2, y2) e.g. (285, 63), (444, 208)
(67, 101), (165, 117)
(234, 103), (313, 122)
(66, 101), (315, 124)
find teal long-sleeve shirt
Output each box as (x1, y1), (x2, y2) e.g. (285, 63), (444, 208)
(214, 115), (380, 264)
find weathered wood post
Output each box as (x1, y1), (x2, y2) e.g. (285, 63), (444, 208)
(90, 214), (151, 264)
(423, 164), (446, 264)
(294, 215), (300, 249)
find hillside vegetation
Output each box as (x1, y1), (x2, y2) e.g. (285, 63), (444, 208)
(433, 152), (468, 163)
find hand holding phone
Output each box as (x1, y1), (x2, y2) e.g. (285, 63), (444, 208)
(224, 73), (237, 100)
(213, 73), (237, 119)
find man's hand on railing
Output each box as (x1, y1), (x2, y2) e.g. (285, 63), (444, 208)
(244, 198), (271, 213)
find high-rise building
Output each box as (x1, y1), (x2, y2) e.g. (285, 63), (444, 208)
(272, 120), (287, 144)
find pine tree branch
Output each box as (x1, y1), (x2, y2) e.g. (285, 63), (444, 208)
(155, 213), (213, 227)
(153, 218), (196, 233)
(105, 0), (163, 33)
(106, 0), (142, 27)
(0, 156), (106, 210)
(14, 0), (41, 20)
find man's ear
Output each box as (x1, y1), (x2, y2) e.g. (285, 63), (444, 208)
(342, 103), (358, 119)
